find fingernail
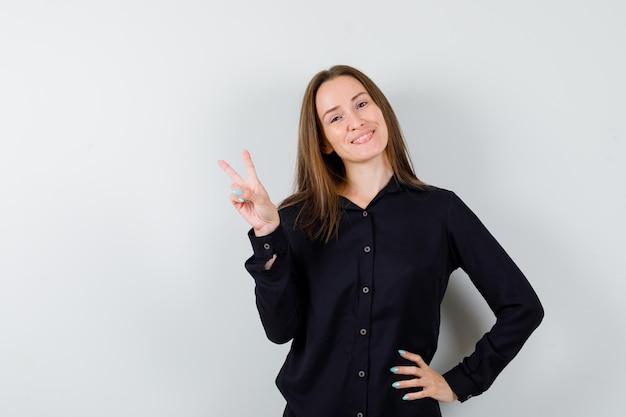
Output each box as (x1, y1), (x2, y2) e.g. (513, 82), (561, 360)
(390, 367), (399, 373)
(231, 189), (243, 196)
(237, 197), (245, 203)
(398, 349), (407, 355)
(392, 382), (401, 388)
(402, 395), (410, 401)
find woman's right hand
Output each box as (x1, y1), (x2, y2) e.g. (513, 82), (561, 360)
(218, 150), (280, 237)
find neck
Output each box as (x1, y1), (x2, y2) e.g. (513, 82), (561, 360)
(340, 156), (394, 208)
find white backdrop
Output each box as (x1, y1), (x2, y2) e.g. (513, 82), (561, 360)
(1, 1), (624, 416)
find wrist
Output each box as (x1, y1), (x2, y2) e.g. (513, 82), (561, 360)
(254, 221), (279, 237)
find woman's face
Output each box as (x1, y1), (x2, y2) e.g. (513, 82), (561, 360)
(315, 76), (389, 166)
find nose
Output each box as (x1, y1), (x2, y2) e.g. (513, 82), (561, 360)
(348, 112), (364, 130)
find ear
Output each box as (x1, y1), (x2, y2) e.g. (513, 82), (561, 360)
(320, 139), (334, 155)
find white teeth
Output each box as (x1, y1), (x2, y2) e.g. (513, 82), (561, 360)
(352, 132), (372, 144)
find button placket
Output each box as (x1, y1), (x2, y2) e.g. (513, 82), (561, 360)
(354, 208), (374, 416)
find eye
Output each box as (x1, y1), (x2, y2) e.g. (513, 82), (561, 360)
(330, 115), (341, 124)
(356, 101), (367, 109)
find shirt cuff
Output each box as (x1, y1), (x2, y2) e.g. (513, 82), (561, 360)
(443, 365), (481, 402)
(245, 224), (288, 274)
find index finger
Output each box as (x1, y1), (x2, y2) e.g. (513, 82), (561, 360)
(218, 159), (245, 183)
(242, 150), (259, 181)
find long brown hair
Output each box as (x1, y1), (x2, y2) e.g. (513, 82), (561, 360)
(280, 65), (425, 242)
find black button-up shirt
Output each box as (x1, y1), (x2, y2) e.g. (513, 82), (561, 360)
(245, 181), (543, 417)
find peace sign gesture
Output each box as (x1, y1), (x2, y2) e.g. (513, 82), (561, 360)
(218, 150), (280, 237)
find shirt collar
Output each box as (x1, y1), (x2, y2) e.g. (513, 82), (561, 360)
(339, 176), (424, 209)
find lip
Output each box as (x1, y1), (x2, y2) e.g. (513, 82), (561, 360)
(350, 130), (374, 144)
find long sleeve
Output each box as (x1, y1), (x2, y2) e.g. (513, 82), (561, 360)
(244, 222), (303, 345)
(442, 193), (544, 402)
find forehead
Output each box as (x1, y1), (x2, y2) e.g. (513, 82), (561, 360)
(315, 76), (368, 115)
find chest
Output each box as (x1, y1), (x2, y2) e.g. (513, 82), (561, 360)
(288, 196), (453, 298)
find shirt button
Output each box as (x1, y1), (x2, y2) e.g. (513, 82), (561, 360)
(362, 211), (368, 217)
(362, 286), (370, 294)
(359, 328), (367, 336)
(358, 370), (366, 378)
(263, 243), (271, 250)
(357, 413), (364, 417)
(363, 246), (371, 253)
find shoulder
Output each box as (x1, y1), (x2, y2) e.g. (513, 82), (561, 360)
(277, 203), (302, 231)
(395, 184), (474, 223)
(400, 182), (457, 203)
(278, 203), (300, 220)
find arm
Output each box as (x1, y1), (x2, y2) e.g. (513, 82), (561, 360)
(244, 222), (303, 344)
(442, 192), (544, 401)
(219, 151), (302, 344)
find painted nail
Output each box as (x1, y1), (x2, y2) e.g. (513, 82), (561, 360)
(237, 197), (245, 203)
(231, 189), (243, 196)
(390, 367), (399, 373)
(398, 349), (407, 355)
(402, 395), (410, 401)
(392, 382), (401, 388)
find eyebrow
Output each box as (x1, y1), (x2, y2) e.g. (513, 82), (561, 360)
(321, 92), (368, 120)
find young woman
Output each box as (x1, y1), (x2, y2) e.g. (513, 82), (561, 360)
(219, 65), (543, 417)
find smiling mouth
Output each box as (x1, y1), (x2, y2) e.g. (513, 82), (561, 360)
(351, 131), (374, 144)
